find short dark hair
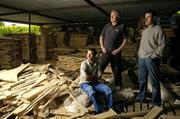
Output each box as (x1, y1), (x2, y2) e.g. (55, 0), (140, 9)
(144, 10), (157, 17)
(111, 9), (121, 18)
(88, 48), (97, 56)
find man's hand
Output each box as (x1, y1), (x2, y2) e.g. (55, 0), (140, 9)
(85, 75), (98, 81)
(111, 49), (120, 55)
(99, 78), (109, 84)
(102, 47), (107, 53)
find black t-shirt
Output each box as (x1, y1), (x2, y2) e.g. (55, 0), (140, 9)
(101, 23), (127, 52)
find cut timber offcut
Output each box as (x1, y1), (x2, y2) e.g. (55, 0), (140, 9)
(0, 63), (30, 82)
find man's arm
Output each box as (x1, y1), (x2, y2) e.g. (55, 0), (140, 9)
(151, 27), (166, 59)
(99, 24), (109, 54)
(99, 35), (107, 53)
(112, 24), (128, 55)
(83, 75), (99, 81)
(80, 62), (99, 82)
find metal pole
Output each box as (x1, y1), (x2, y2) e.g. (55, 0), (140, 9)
(29, 13), (32, 63)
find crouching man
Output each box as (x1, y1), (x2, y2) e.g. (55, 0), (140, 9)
(79, 48), (113, 114)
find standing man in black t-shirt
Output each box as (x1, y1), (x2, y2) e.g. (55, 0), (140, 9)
(99, 9), (127, 89)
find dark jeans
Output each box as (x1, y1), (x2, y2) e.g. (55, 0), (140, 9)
(80, 82), (112, 112)
(99, 52), (122, 86)
(137, 58), (161, 106)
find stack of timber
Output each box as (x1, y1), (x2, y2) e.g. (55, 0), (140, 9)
(0, 37), (21, 70)
(41, 28), (56, 60)
(4, 34), (37, 63)
(55, 32), (66, 48)
(36, 35), (46, 61)
(70, 34), (88, 49)
(121, 40), (137, 60)
(163, 28), (176, 38)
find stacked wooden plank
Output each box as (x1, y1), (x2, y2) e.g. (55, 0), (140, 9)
(4, 34), (37, 63)
(0, 37), (21, 70)
(55, 32), (66, 48)
(163, 28), (176, 38)
(40, 28), (56, 50)
(40, 28), (56, 60)
(36, 35), (46, 61)
(70, 34), (88, 49)
(121, 40), (137, 60)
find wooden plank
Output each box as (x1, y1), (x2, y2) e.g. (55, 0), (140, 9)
(116, 111), (148, 119)
(159, 115), (180, 119)
(50, 105), (74, 117)
(91, 108), (117, 119)
(18, 115), (34, 119)
(0, 63), (30, 82)
(22, 85), (48, 101)
(70, 112), (87, 119)
(132, 106), (163, 119)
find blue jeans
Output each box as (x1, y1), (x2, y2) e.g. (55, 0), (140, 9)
(137, 58), (161, 106)
(80, 81), (112, 112)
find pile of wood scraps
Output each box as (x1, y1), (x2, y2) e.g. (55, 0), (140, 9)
(0, 63), (81, 118)
(166, 82), (180, 97)
(56, 55), (84, 79)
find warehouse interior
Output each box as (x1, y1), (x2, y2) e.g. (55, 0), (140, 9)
(0, 0), (180, 118)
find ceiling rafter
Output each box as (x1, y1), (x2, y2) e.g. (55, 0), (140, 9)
(83, 0), (109, 17)
(0, 4), (74, 23)
(0, 11), (25, 16)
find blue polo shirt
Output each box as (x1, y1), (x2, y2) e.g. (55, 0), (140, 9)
(101, 23), (127, 52)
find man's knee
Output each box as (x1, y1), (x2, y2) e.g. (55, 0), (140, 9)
(85, 86), (96, 97)
(104, 86), (112, 95)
